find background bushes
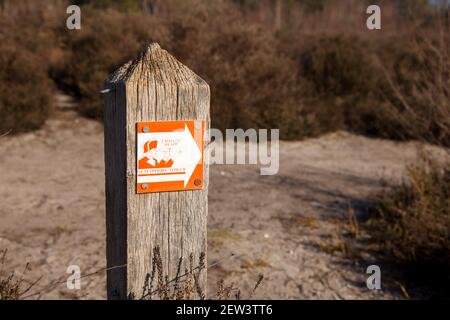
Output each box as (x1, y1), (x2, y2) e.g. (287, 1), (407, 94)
(0, 42), (53, 134)
(166, 2), (302, 134)
(297, 36), (386, 136)
(57, 1), (304, 138)
(364, 157), (450, 291)
(0, 1), (66, 133)
(0, 0), (448, 143)
(380, 32), (450, 146)
(57, 7), (168, 118)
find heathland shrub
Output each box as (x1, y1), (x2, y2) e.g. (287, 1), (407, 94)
(60, 2), (304, 139)
(298, 35), (391, 135)
(379, 28), (450, 146)
(0, 1), (64, 133)
(365, 156), (450, 285)
(0, 42), (52, 134)
(359, 13), (450, 294)
(1, 0), (447, 143)
(301, 36), (379, 97)
(59, 8), (168, 118)
(73, 0), (142, 10)
(164, 1), (302, 135)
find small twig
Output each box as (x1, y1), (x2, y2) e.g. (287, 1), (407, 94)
(0, 129), (12, 138)
(249, 274), (264, 299)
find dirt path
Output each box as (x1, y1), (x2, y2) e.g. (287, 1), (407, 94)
(0, 95), (446, 299)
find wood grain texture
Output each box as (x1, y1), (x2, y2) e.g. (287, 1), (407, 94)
(104, 43), (210, 299)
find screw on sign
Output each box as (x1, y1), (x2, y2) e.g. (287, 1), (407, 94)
(136, 120), (204, 193)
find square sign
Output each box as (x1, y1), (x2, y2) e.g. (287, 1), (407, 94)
(136, 120), (204, 193)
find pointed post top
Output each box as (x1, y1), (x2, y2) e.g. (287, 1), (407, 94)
(107, 43), (207, 87)
(142, 42), (161, 54)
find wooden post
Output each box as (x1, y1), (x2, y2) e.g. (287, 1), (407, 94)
(103, 43), (210, 299)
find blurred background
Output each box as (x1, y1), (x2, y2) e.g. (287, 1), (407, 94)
(0, 0), (449, 300)
(0, 0), (448, 144)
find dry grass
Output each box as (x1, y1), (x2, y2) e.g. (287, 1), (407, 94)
(208, 230), (242, 248)
(319, 235), (356, 258)
(361, 155), (450, 293)
(240, 258), (271, 270)
(139, 246), (206, 300)
(1, 246), (262, 300)
(139, 246), (264, 300)
(0, 249), (39, 300)
(346, 207), (360, 239)
(277, 216), (320, 230)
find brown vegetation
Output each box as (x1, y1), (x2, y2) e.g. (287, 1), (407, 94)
(363, 156), (450, 293)
(0, 0), (447, 142)
(0, 250), (38, 300)
(0, 1), (60, 133)
(0, 42), (53, 134)
(140, 246), (263, 300)
(358, 7), (449, 294)
(380, 17), (450, 146)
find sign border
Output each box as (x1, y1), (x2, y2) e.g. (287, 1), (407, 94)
(136, 120), (204, 194)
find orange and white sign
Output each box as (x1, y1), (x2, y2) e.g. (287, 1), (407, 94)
(136, 120), (204, 193)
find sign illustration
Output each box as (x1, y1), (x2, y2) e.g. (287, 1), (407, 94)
(136, 120), (204, 193)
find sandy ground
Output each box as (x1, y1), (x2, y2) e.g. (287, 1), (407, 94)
(1, 95), (447, 299)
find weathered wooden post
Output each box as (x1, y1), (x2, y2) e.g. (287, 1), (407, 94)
(103, 43), (210, 299)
